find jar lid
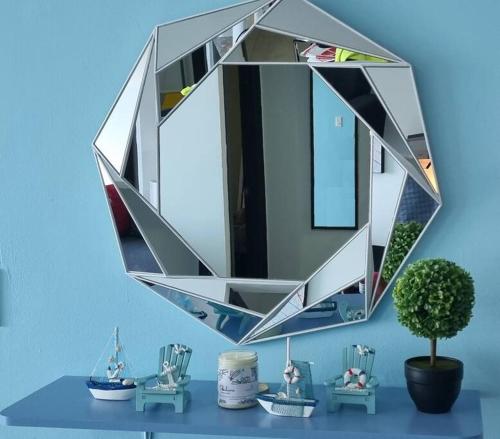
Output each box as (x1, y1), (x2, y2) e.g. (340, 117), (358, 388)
(219, 350), (257, 367)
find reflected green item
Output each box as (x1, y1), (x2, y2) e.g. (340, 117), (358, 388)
(335, 48), (388, 63)
(382, 221), (424, 282)
(181, 85), (195, 96)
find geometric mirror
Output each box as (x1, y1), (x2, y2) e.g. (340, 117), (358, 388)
(93, 0), (441, 344)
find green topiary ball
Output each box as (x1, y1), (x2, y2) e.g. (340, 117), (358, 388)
(393, 259), (475, 339)
(382, 221), (424, 282)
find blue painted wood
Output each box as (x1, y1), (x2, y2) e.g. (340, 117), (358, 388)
(0, 376), (482, 438)
(136, 344), (192, 413)
(325, 345), (378, 414)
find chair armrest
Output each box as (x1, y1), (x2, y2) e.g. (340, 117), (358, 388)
(177, 375), (191, 387)
(366, 376), (379, 389)
(136, 374), (157, 385)
(324, 375), (343, 386)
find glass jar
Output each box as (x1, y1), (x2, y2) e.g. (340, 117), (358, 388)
(218, 350), (258, 409)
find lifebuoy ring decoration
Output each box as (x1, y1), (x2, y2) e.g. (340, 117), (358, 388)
(343, 368), (367, 389)
(283, 364), (301, 384)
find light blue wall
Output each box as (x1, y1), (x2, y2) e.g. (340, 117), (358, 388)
(0, 1), (498, 438)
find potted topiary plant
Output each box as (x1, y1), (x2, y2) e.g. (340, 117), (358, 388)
(393, 258), (474, 413)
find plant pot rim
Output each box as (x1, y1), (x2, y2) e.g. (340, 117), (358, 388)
(405, 356), (463, 383)
(405, 356), (463, 370)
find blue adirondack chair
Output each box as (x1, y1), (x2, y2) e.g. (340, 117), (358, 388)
(324, 345), (378, 414)
(136, 344), (192, 413)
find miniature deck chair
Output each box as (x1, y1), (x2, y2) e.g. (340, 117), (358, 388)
(136, 344), (192, 413)
(324, 345), (378, 414)
(338, 301), (365, 322)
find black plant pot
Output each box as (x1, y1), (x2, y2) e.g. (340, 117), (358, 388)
(404, 356), (463, 414)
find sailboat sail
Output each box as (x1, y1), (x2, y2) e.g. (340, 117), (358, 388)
(271, 360), (315, 416)
(256, 337), (317, 417)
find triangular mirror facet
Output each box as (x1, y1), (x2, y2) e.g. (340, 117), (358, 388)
(122, 42), (160, 209)
(99, 155), (213, 277)
(94, 39), (153, 173)
(225, 26), (391, 63)
(157, 11), (267, 123)
(144, 282), (262, 344)
(246, 225), (369, 340)
(364, 66), (428, 157)
(304, 225), (369, 306)
(313, 66), (437, 199)
(156, 0), (272, 71)
(96, 155), (162, 274)
(137, 275), (299, 315)
(257, 0), (399, 62)
(371, 174), (440, 312)
(371, 142), (407, 301)
(248, 278), (366, 342)
(242, 285), (307, 341)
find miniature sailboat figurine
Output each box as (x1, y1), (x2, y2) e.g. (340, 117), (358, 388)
(256, 337), (317, 417)
(86, 327), (136, 401)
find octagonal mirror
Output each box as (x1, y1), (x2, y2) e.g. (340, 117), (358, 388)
(93, 0), (441, 344)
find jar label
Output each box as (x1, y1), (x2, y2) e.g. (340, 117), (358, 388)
(218, 366), (258, 407)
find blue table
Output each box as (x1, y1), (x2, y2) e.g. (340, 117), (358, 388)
(0, 376), (482, 438)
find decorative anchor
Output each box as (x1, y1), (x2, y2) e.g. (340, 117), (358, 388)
(160, 361), (178, 389)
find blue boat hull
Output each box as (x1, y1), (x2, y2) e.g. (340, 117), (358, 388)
(86, 379), (136, 401)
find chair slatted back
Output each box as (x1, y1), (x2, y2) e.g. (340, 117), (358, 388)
(342, 345), (375, 379)
(157, 344), (192, 383)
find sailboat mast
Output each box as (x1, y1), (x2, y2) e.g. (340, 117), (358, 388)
(114, 327), (119, 364)
(286, 337), (291, 398)
(286, 337), (291, 366)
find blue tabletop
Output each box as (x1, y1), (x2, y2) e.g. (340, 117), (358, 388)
(0, 376), (482, 438)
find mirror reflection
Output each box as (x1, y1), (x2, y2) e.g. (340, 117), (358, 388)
(157, 15), (256, 120)
(251, 278), (366, 341)
(371, 175), (439, 310)
(146, 282), (262, 343)
(97, 156), (162, 273)
(138, 274), (299, 316)
(98, 155), (213, 277)
(94, 0), (441, 343)
(315, 66), (437, 195)
(225, 27), (391, 63)
(222, 64), (370, 280)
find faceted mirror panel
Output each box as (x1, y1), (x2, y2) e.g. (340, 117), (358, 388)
(96, 155), (162, 274)
(370, 174), (439, 312)
(137, 273), (300, 316)
(155, 0), (272, 71)
(248, 278), (366, 342)
(370, 141), (407, 306)
(98, 154), (214, 277)
(256, 0), (400, 62)
(225, 26), (391, 63)
(94, 39), (153, 173)
(144, 281), (262, 344)
(93, 0), (440, 344)
(243, 225), (369, 342)
(314, 66), (438, 200)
